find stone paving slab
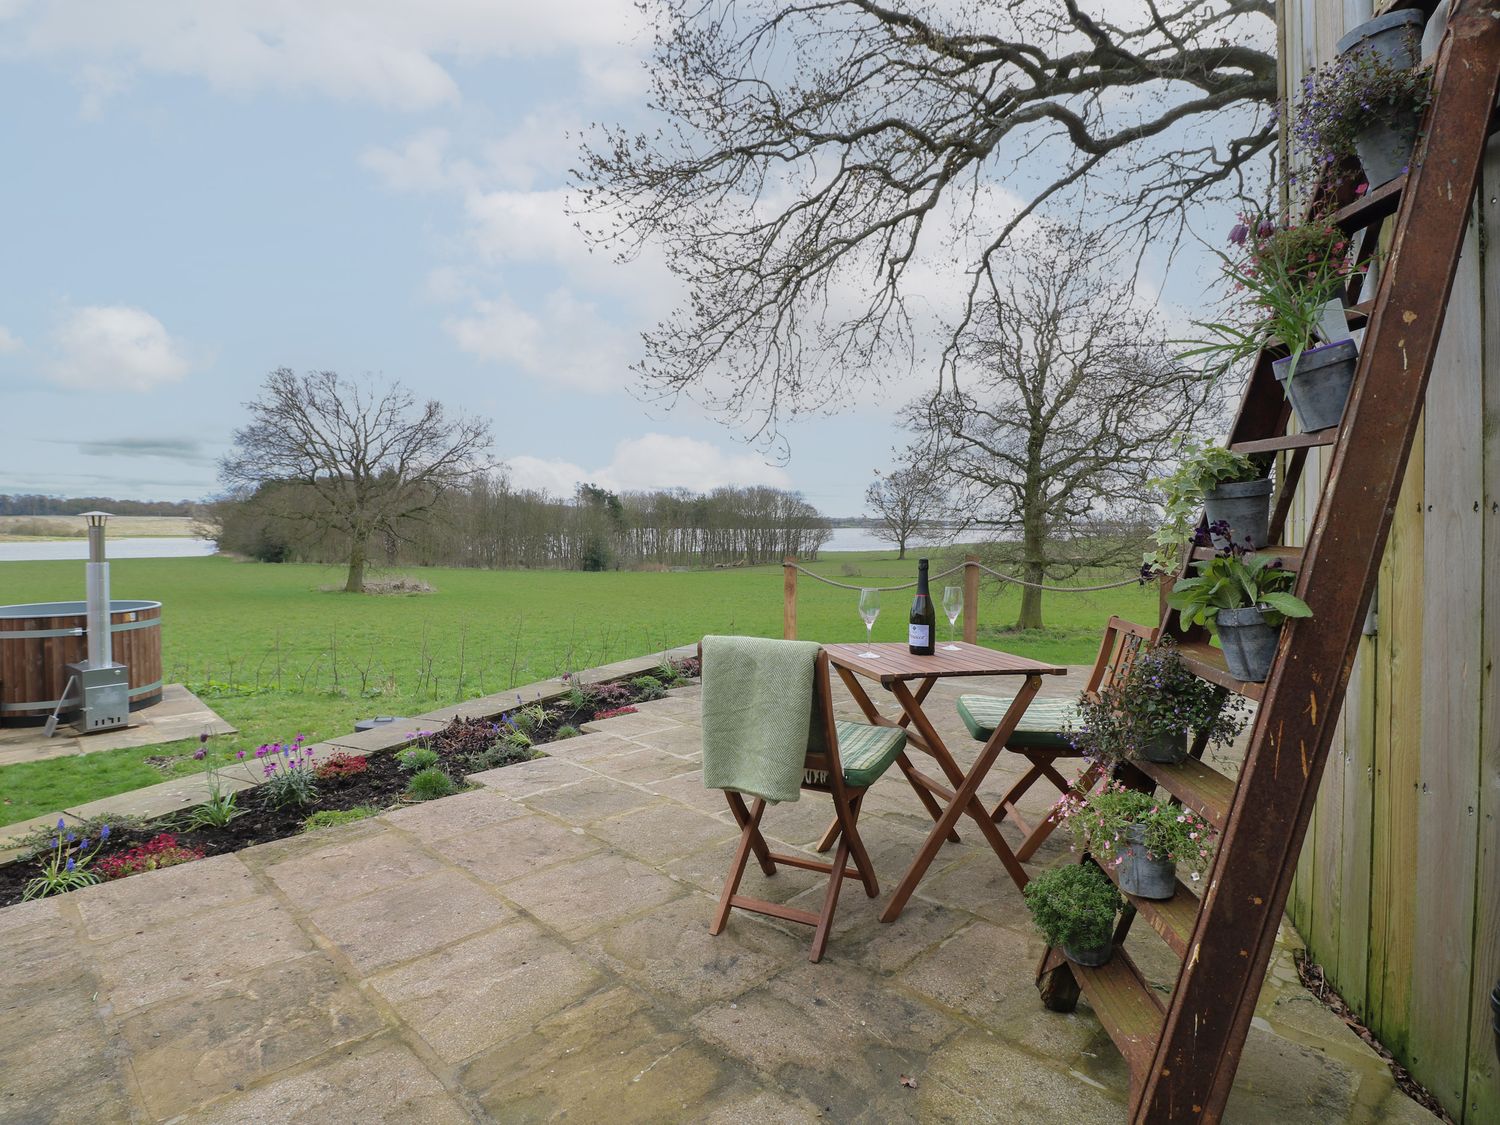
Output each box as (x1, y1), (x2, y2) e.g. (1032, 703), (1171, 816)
(0, 675), (1437, 1123)
(0, 682), (235, 766)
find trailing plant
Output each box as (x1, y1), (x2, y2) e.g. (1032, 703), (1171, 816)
(1169, 546), (1313, 637)
(405, 767), (458, 801)
(1178, 210), (1357, 385)
(303, 806), (381, 831)
(1053, 783), (1217, 880)
(1067, 640), (1250, 766)
(22, 820), (109, 900)
(1293, 49), (1432, 172)
(1022, 863), (1122, 952)
(256, 737), (320, 809)
(95, 833), (204, 881)
(1145, 438), (1269, 573)
(397, 746), (441, 772)
(314, 751), (369, 782)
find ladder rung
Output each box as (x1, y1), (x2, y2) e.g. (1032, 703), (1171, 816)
(1098, 862), (1200, 960)
(1191, 545), (1304, 572)
(1230, 431), (1337, 455)
(1175, 640), (1266, 701)
(1133, 755), (1237, 833)
(1331, 173), (1406, 233)
(1068, 949), (1165, 1079)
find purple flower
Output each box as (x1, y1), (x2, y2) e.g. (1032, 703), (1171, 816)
(56, 818), (66, 831)
(1228, 223), (1249, 245)
(65, 858), (76, 872)
(193, 748), (207, 761)
(100, 825), (110, 840)
(1257, 220), (1276, 239)
(199, 732), (210, 744)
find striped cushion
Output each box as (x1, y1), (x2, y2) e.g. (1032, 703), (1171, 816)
(955, 694), (1079, 751)
(803, 721), (907, 789)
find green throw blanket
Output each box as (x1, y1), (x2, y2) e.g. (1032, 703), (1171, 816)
(701, 635), (820, 804)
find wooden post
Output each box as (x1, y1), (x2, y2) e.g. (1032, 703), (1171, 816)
(783, 557), (798, 640)
(963, 554), (979, 645)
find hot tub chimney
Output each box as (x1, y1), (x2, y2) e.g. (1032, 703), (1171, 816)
(63, 511), (130, 733)
(84, 511), (111, 667)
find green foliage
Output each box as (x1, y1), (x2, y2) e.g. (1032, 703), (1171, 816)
(1055, 783), (1216, 875)
(464, 742), (537, 771)
(182, 786), (242, 829)
(405, 767), (458, 801)
(553, 724), (581, 740)
(396, 746), (440, 772)
(1022, 864), (1121, 950)
(260, 764), (319, 809)
(4, 813), (148, 862)
(22, 820), (107, 900)
(630, 675), (667, 701)
(303, 806), (381, 831)
(508, 704), (552, 735)
(1068, 641), (1250, 766)
(502, 728), (533, 750)
(1145, 438), (1267, 573)
(1169, 552), (1313, 635)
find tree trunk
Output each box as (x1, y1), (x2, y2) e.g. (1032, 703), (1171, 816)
(344, 535), (368, 593)
(897, 534), (907, 560)
(1016, 562), (1045, 630)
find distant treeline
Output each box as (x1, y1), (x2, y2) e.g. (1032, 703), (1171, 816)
(0, 494), (199, 517)
(211, 474), (832, 571)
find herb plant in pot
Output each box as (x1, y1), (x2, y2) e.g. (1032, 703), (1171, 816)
(1295, 45), (1433, 189)
(1022, 862), (1122, 967)
(1169, 549), (1314, 683)
(1069, 640), (1250, 766)
(1055, 783), (1217, 900)
(1181, 213), (1360, 434)
(1146, 438), (1272, 572)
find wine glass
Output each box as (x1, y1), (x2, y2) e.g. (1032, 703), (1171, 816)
(942, 586), (963, 647)
(858, 588), (881, 650)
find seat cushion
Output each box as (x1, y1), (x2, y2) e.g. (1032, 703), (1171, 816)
(803, 721), (908, 789)
(956, 694), (1078, 751)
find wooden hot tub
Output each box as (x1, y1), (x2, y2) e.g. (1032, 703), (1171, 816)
(0, 600), (163, 724)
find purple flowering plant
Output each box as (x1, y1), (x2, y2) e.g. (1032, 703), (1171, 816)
(184, 730), (243, 829)
(1293, 49), (1431, 174)
(22, 818), (111, 900)
(258, 735), (320, 809)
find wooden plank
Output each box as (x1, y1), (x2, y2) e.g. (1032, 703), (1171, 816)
(1330, 173), (1406, 233)
(783, 557), (797, 640)
(821, 641), (1065, 684)
(1097, 862), (1199, 960)
(1191, 545), (1304, 572)
(1335, 633), (1377, 1016)
(1070, 949), (1165, 1079)
(1230, 431), (1337, 455)
(1408, 202), (1485, 1110)
(1175, 641), (1266, 701)
(1132, 757), (1237, 833)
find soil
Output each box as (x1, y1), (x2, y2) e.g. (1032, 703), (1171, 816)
(0, 667), (699, 908)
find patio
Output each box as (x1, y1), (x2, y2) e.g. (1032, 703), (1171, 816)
(0, 677), (1434, 1123)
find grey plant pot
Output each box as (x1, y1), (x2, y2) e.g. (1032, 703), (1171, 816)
(1204, 477), (1273, 551)
(1217, 606), (1280, 683)
(1135, 730), (1188, 765)
(1273, 339), (1359, 433)
(1117, 825), (1177, 900)
(1336, 9), (1426, 70)
(1062, 939), (1114, 968)
(1354, 112), (1422, 189)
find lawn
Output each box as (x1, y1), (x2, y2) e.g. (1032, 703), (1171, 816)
(0, 550), (1156, 823)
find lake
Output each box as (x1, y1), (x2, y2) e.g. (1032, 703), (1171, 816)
(821, 527), (949, 552)
(0, 537), (218, 562)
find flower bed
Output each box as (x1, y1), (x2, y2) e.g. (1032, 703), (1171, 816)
(0, 658), (699, 907)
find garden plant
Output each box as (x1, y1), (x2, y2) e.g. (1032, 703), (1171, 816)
(1022, 862), (1123, 966)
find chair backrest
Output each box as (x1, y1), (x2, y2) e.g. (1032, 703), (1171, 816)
(1082, 616), (1159, 703)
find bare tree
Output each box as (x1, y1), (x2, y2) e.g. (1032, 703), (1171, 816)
(866, 456), (942, 559)
(220, 369), (494, 592)
(575, 0), (1275, 439)
(911, 225), (1220, 629)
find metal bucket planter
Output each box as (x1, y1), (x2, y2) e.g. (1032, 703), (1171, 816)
(1273, 339), (1358, 433)
(1204, 477), (1273, 551)
(1217, 606), (1280, 683)
(1117, 825), (1177, 899)
(1336, 9), (1426, 70)
(1062, 940), (1114, 967)
(1135, 730), (1188, 765)
(1354, 112), (1422, 189)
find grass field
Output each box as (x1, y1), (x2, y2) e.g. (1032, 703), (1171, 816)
(0, 551), (1155, 823)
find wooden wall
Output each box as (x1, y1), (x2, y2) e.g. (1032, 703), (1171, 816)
(1281, 3), (1499, 1121)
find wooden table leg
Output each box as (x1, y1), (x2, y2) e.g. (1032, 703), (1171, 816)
(879, 675), (1044, 922)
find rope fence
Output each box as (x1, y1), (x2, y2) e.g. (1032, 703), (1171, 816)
(780, 554), (1144, 640)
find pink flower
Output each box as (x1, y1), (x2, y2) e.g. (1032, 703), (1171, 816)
(1355, 183), (1369, 196)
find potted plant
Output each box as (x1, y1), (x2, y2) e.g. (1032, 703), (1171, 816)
(1146, 438), (1272, 573)
(1022, 862), (1122, 966)
(1180, 213), (1360, 433)
(1336, 9), (1426, 71)
(1169, 549), (1313, 682)
(1069, 639), (1250, 766)
(1054, 783), (1217, 900)
(1294, 46), (1433, 188)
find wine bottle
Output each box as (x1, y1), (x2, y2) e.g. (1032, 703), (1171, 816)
(908, 557), (936, 655)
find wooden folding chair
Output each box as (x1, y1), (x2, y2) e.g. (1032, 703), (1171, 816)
(709, 649), (907, 962)
(954, 616), (1157, 861)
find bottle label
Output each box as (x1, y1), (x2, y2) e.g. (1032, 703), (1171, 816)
(908, 624), (931, 647)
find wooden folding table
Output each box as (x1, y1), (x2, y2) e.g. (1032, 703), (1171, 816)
(820, 642), (1067, 921)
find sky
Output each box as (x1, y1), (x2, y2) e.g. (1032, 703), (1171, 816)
(0, 1), (1244, 517)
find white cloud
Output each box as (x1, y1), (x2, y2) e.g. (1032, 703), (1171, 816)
(50, 305), (191, 392)
(0, 326), (21, 353)
(361, 128), (454, 193)
(444, 289), (633, 393)
(507, 433), (791, 496)
(6, 0), (651, 112)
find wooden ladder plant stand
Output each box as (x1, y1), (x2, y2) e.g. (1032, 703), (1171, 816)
(1033, 2), (1500, 1120)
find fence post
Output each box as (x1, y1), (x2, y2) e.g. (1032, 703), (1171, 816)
(783, 557), (798, 640)
(963, 554), (979, 645)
